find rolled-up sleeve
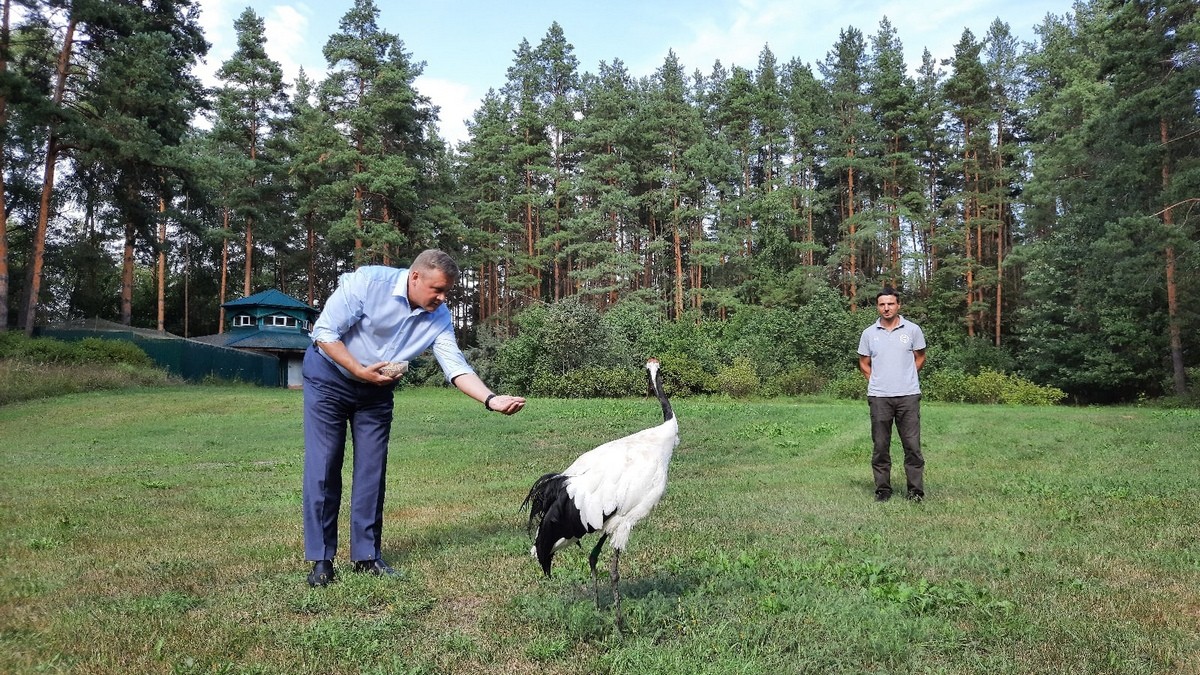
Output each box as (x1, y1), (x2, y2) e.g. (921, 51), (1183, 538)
(431, 327), (475, 382)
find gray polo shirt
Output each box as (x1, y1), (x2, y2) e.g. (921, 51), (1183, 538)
(858, 316), (926, 397)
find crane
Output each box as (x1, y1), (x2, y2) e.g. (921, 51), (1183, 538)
(522, 358), (679, 626)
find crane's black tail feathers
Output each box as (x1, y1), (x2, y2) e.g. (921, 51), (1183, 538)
(521, 472), (593, 576)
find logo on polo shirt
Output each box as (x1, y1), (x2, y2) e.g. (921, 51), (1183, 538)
(899, 334), (910, 345)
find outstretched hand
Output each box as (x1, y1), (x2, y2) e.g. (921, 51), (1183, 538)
(487, 394), (527, 415)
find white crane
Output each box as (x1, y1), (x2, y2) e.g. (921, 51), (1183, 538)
(522, 358), (679, 626)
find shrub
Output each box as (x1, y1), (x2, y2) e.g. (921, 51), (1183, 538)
(10, 337), (77, 364)
(713, 357), (759, 398)
(969, 370), (1009, 404)
(824, 371), (866, 400)
(73, 338), (153, 367)
(528, 366), (645, 399)
(658, 352), (714, 397)
(0, 334), (171, 405)
(764, 363), (829, 396)
(924, 368), (1065, 405)
(933, 337), (1016, 375)
(0, 334), (151, 367)
(923, 369), (972, 403)
(995, 372), (1067, 406)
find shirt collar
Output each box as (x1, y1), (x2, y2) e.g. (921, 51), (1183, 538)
(393, 269), (409, 301)
(393, 268), (430, 315)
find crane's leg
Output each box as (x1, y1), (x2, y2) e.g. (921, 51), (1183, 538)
(587, 534), (608, 608)
(610, 549), (623, 629)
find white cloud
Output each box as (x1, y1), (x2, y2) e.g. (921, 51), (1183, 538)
(417, 77), (479, 149)
(263, 3), (319, 87)
(195, 0), (323, 91)
(670, 1), (811, 74)
(194, 0), (238, 85)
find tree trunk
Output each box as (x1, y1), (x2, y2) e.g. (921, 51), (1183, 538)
(121, 219), (134, 325)
(672, 210), (684, 320)
(243, 215), (253, 296)
(219, 208), (229, 332)
(157, 194), (167, 331)
(24, 15), (77, 335)
(847, 151), (857, 305)
(307, 222), (315, 307)
(1161, 118), (1186, 396)
(0, 0), (11, 332)
(963, 124), (975, 338)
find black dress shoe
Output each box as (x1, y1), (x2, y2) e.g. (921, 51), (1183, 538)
(352, 558), (401, 577)
(307, 560), (336, 587)
(874, 492), (892, 502)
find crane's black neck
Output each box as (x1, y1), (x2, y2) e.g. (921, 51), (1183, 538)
(652, 368), (674, 422)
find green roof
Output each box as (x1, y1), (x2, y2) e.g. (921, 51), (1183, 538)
(223, 289), (316, 313)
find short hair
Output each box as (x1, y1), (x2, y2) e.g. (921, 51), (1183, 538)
(876, 286), (900, 302)
(411, 249), (459, 280)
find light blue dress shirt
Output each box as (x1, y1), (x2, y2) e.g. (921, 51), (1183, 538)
(309, 265), (475, 383)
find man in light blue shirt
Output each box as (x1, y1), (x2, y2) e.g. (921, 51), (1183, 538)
(302, 250), (526, 587)
(858, 286), (926, 503)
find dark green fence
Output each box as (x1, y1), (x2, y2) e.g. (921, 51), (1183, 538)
(36, 327), (281, 387)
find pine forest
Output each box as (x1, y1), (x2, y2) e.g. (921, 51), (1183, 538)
(0, 0), (1196, 402)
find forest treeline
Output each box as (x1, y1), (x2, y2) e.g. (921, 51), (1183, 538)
(0, 0), (1196, 402)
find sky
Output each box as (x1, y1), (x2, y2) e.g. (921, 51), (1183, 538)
(195, 0), (1078, 147)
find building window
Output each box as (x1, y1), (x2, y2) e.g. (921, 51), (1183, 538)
(233, 314), (253, 327)
(266, 314), (297, 328)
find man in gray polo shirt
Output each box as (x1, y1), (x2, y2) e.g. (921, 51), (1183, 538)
(857, 286), (927, 502)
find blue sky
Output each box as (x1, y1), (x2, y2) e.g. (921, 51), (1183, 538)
(196, 0), (1077, 146)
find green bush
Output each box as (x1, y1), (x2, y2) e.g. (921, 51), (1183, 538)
(528, 366), (645, 399)
(658, 352), (714, 397)
(924, 368), (1064, 405)
(73, 338), (154, 367)
(824, 371), (866, 400)
(0, 334), (151, 367)
(995, 371), (1067, 405)
(764, 363), (829, 396)
(0, 360), (174, 406)
(923, 369), (972, 403)
(8, 337), (77, 363)
(712, 357), (759, 398)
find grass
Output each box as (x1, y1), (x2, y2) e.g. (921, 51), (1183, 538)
(0, 386), (1197, 674)
(0, 359), (177, 406)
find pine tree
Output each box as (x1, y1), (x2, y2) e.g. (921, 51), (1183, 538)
(780, 57), (828, 273)
(569, 60), (644, 309)
(910, 49), (951, 294)
(642, 51), (705, 318)
(533, 23), (581, 301)
(819, 27), (872, 305)
(942, 29), (991, 337)
(283, 70), (347, 306)
(501, 38), (551, 300)
(320, 0), (438, 267)
(458, 89), (519, 327)
(211, 7), (287, 300)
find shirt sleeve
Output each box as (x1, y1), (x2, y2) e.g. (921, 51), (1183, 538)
(309, 270), (364, 344)
(857, 329), (871, 357)
(912, 326), (927, 351)
(430, 322), (475, 383)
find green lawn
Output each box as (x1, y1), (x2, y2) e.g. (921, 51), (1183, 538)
(1, 386), (1197, 674)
